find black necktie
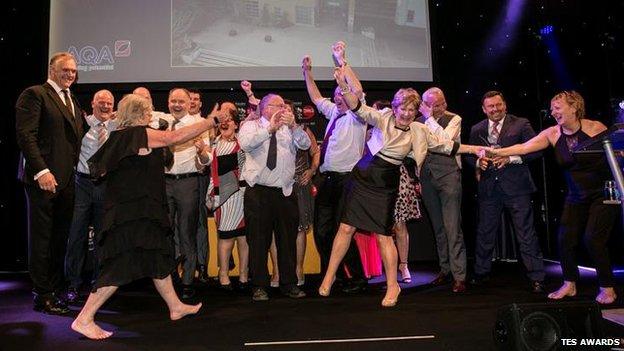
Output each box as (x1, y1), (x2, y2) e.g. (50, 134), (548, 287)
(61, 89), (73, 117)
(266, 132), (277, 170)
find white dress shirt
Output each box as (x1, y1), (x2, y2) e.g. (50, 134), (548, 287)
(423, 113), (462, 168)
(316, 98), (367, 173)
(239, 116), (311, 196)
(487, 115), (522, 164)
(163, 113), (210, 174)
(77, 115), (117, 174)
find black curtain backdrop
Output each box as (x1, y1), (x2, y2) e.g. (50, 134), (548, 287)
(2, 0), (623, 271)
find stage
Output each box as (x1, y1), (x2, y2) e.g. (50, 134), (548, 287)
(1, 261), (623, 351)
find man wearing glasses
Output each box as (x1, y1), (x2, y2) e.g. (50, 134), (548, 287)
(239, 94), (311, 301)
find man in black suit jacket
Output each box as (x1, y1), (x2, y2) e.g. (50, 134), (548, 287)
(466, 91), (545, 293)
(15, 52), (85, 314)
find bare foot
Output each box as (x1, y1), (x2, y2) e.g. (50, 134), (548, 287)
(547, 282), (576, 300)
(71, 319), (113, 340)
(382, 284), (401, 307)
(170, 302), (202, 321)
(596, 287), (617, 304)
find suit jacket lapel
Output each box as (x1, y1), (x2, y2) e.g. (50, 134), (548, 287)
(44, 82), (80, 136)
(498, 114), (513, 142)
(478, 120), (490, 145)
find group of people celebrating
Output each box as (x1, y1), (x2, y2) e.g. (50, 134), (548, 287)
(14, 41), (620, 340)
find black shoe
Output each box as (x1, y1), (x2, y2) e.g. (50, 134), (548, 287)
(182, 286), (196, 299)
(342, 279), (368, 294)
(64, 287), (80, 305)
(237, 281), (250, 292)
(469, 274), (490, 286)
(531, 281), (545, 294)
(283, 286), (306, 299)
(429, 272), (451, 286)
(33, 296), (70, 315)
(197, 265), (209, 283)
(252, 287), (269, 301)
(219, 283), (233, 291)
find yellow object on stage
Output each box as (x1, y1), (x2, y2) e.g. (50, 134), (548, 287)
(205, 217), (320, 277)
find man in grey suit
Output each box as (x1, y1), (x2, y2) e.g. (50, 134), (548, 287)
(417, 87), (467, 293)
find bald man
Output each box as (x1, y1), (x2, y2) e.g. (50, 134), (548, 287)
(417, 87), (467, 293)
(64, 90), (117, 303)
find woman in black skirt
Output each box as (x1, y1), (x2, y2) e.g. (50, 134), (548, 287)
(490, 91), (619, 304)
(318, 67), (482, 307)
(71, 93), (221, 339)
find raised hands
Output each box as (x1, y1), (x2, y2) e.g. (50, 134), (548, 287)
(240, 80), (253, 95)
(419, 102), (432, 119)
(332, 41), (347, 67)
(301, 55), (312, 73)
(333, 66), (349, 92)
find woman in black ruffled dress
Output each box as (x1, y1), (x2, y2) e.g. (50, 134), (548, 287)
(71, 93), (220, 339)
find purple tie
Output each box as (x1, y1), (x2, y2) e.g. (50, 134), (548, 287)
(319, 113), (346, 166)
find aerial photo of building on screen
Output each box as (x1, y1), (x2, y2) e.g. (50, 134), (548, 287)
(172, 0), (430, 69)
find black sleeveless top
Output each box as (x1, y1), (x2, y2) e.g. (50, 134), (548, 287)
(554, 125), (611, 203)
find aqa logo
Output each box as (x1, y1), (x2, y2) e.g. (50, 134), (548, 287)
(68, 45), (114, 66)
(115, 40), (131, 57)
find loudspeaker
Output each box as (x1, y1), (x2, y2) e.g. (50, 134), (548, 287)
(494, 301), (603, 351)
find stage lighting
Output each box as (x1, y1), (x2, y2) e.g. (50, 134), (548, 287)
(540, 25), (554, 36)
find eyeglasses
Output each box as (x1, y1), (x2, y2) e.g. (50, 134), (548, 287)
(267, 103), (286, 109)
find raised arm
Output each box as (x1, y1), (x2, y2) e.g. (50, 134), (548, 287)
(494, 128), (552, 157)
(332, 41), (364, 100)
(240, 80), (261, 106)
(302, 55), (324, 105)
(146, 104), (220, 148)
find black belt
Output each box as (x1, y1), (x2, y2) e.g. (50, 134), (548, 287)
(76, 171), (105, 183)
(320, 171), (350, 177)
(165, 172), (201, 180)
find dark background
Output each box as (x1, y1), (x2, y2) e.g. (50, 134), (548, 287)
(2, 0), (623, 271)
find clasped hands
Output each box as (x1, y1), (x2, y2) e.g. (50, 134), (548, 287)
(475, 147), (509, 170)
(268, 109), (296, 134)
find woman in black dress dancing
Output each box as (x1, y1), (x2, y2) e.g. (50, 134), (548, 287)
(317, 63), (482, 307)
(71, 94), (221, 339)
(491, 91), (619, 304)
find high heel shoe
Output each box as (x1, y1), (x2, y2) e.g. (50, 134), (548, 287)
(318, 277), (335, 297)
(381, 286), (401, 307)
(398, 262), (411, 283)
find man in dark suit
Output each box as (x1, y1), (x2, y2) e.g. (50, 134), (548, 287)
(15, 52), (85, 314)
(466, 91), (545, 293)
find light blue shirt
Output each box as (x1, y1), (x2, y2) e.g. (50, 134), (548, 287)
(77, 115), (117, 174)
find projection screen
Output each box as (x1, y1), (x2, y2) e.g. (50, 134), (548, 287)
(49, 0), (432, 83)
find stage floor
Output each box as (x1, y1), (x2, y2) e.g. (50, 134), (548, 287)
(1, 262), (623, 351)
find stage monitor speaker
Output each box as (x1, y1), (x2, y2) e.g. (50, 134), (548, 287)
(493, 301), (603, 350)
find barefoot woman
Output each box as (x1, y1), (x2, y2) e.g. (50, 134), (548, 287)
(71, 93), (221, 339)
(490, 91), (619, 304)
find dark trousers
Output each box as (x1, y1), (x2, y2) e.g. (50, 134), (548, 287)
(26, 180), (75, 297)
(65, 175), (106, 288)
(474, 191), (545, 281)
(196, 174), (209, 268)
(165, 176), (199, 285)
(245, 185), (298, 290)
(559, 197), (619, 287)
(313, 172), (365, 281)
